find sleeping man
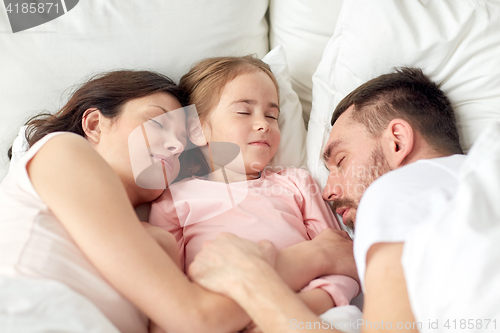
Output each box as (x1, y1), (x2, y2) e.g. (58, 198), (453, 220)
(187, 67), (468, 332)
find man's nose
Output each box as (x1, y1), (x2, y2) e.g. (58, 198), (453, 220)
(322, 173), (343, 201)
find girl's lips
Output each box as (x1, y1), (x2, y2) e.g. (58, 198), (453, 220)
(248, 140), (270, 147)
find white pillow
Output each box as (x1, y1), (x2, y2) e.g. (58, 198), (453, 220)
(7, 46), (307, 173)
(307, 0), (500, 187)
(269, 0), (344, 124)
(263, 46), (307, 169)
(0, 0), (269, 180)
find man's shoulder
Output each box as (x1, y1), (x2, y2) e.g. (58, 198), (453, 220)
(362, 154), (466, 207)
(372, 154), (464, 190)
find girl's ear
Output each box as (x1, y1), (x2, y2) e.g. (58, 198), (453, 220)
(187, 117), (208, 146)
(82, 108), (101, 144)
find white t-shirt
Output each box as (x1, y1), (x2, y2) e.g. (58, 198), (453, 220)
(353, 154), (466, 288)
(0, 132), (147, 333)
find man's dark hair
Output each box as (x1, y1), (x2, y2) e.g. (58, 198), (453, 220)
(331, 67), (463, 155)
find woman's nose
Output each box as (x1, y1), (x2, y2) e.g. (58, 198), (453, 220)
(163, 135), (185, 157)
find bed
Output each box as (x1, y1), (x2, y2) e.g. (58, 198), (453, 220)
(1, 0), (500, 332)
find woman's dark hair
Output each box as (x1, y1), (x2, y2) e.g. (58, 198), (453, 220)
(8, 70), (186, 159)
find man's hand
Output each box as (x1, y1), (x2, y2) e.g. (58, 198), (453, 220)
(187, 233), (279, 299)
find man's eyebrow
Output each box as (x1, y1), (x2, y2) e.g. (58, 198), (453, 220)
(231, 99), (280, 111)
(322, 140), (344, 163)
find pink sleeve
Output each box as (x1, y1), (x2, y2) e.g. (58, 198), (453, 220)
(289, 168), (342, 238)
(149, 189), (186, 271)
(286, 169), (358, 306)
(300, 275), (359, 307)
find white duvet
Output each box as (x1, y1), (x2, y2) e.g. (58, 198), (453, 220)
(0, 276), (120, 333)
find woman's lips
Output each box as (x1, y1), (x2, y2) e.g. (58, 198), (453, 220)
(152, 154), (174, 174)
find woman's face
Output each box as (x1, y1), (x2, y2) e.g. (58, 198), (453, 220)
(97, 92), (187, 204)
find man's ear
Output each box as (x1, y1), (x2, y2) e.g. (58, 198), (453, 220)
(382, 119), (414, 168)
(187, 117), (208, 146)
(82, 108), (101, 144)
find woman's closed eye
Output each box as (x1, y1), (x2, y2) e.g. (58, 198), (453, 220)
(149, 118), (163, 128)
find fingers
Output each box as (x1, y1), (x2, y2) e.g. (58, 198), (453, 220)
(188, 234), (277, 298)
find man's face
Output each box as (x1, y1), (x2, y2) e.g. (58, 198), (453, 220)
(322, 106), (391, 230)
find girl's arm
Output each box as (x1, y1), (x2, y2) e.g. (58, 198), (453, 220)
(297, 289), (334, 315)
(28, 134), (250, 333)
(274, 228), (359, 291)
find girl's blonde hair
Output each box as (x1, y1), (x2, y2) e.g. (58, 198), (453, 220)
(179, 55), (279, 125)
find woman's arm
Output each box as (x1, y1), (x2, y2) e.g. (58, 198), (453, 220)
(28, 134), (250, 333)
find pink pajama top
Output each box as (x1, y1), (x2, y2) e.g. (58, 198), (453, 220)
(150, 168), (359, 306)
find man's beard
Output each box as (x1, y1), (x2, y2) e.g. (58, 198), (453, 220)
(331, 145), (391, 230)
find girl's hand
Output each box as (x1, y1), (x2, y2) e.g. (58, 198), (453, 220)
(140, 222), (181, 269)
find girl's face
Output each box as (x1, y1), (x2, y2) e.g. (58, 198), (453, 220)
(202, 71), (280, 178)
(97, 92), (187, 204)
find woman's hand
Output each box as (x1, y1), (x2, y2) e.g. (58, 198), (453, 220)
(189, 233), (328, 333)
(187, 233), (278, 299)
(140, 222), (181, 269)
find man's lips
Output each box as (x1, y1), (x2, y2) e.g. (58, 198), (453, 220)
(248, 140), (270, 147)
(336, 207), (351, 222)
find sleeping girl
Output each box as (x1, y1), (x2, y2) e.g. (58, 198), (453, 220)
(149, 56), (359, 316)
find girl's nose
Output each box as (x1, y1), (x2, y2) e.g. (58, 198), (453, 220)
(253, 115), (270, 132)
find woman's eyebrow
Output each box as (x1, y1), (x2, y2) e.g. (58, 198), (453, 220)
(150, 105), (167, 113)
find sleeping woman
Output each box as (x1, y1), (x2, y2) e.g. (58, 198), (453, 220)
(0, 70), (357, 333)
